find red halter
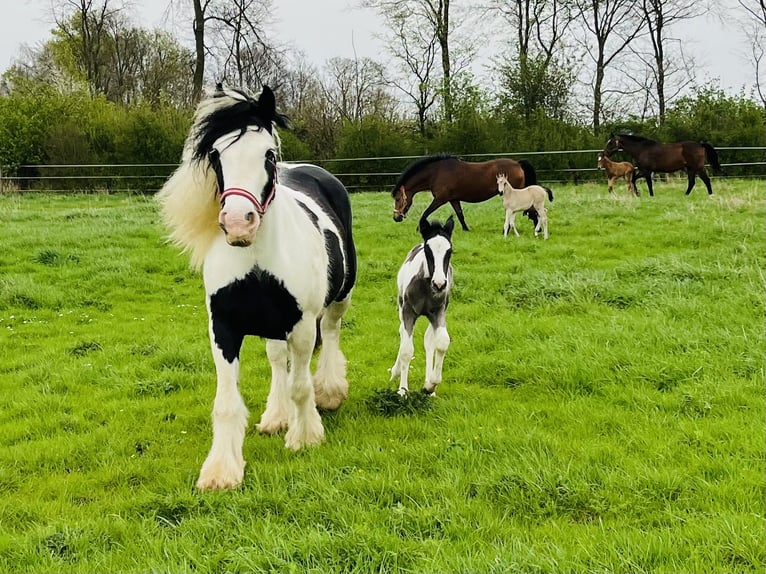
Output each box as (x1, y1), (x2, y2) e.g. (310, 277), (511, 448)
(218, 169), (278, 216)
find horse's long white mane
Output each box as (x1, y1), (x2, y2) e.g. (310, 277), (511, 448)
(156, 89), (277, 270)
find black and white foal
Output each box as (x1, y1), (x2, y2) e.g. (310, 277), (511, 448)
(390, 216), (454, 395)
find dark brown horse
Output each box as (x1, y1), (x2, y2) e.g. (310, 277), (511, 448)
(603, 133), (721, 197)
(391, 154), (538, 231)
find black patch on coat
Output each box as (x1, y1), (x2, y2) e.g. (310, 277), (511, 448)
(209, 267), (302, 362)
(280, 165), (357, 302)
(323, 229), (345, 306)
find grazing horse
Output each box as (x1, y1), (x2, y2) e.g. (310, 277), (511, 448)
(496, 173), (553, 239)
(597, 152), (638, 196)
(157, 85), (357, 490)
(391, 154), (538, 231)
(390, 216), (454, 396)
(604, 133), (721, 196)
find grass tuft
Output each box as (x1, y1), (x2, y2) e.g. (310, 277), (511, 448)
(365, 387), (433, 416)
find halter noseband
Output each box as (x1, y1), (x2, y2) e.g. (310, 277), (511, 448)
(218, 160), (278, 216)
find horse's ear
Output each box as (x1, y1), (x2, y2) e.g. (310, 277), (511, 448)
(444, 215), (455, 237)
(418, 216), (430, 237)
(258, 86), (277, 120)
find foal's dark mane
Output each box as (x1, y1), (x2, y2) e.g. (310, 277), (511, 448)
(392, 154), (456, 196)
(192, 87), (290, 162)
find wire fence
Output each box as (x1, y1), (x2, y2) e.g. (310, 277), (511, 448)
(1, 147), (764, 194)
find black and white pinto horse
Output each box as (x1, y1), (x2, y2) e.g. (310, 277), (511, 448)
(389, 216), (454, 396)
(157, 85), (357, 490)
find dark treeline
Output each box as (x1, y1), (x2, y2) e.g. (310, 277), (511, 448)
(0, 0), (764, 192)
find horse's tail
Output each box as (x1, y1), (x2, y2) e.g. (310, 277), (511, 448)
(519, 159), (537, 186)
(543, 186), (554, 202)
(702, 142), (722, 174)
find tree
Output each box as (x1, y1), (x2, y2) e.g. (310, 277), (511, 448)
(361, 0), (477, 124)
(378, 3), (440, 135)
(489, 0), (575, 121)
(574, 0), (646, 132)
(634, 0), (701, 125)
(322, 57), (397, 123)
(738, 0), (766, 108)
(52, 0), (126, 97)
(206, 0), (283, 90)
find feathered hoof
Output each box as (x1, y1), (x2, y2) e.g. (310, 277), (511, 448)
(196, 457), (245, 490)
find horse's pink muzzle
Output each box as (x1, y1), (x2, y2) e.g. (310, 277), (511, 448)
(218, 188), (267, 247)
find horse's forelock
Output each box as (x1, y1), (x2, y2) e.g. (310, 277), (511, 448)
(190, 89), (289, 161)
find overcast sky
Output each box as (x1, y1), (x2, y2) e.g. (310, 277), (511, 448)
(0, 0), (758, 96)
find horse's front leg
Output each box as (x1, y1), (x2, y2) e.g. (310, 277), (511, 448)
(390, 307), (416, 395)
(449, 200), (470, 231)
(314, 296), (351, 411)
(197, 320), (248, 490)
(607, 176), (615, 194)
(284, 317), (324, 450)
(424, 319), (450, 395)
(503, 208), (512, 237)
(256, 339), (290, 434)
(421, 198), (447, 227)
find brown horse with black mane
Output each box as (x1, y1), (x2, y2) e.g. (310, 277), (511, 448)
(391, 154), (538, 231)
(604, 133), (721, 197)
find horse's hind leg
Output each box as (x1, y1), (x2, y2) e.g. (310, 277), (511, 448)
(197, 323), (248, 490)
(424, 318), (450, 395)
(698, 170), (713, 195)
(284, 316), (324, 451)
(314, 296), (351, 411)
(644, 171), (655, 196)
(684, 171), (697, 195)
(449, 200), (470, 231)
(540, 207), (548, 240)
(390, 306), (416, 395)
(256, 340), (290, 435)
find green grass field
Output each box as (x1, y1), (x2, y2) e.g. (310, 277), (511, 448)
(0, 179), (764, 573)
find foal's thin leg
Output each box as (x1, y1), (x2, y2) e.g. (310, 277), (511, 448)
(197, 323), (248, 490)
(541, 207), (549, 240)
(424, 318), (450, 395)
(256, 339), (290, 435)
(503, 209), (512, 237)
(314, 296), (351, 411)
(284, 317), (324, 451)
(449, 200), (470, 231)
(510, 211), (520, 237)
(390, 308), (416, 395)
(607, 176), (615, 194)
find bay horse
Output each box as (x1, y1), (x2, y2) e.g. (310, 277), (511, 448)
(157, 85), (357, 490)
(603, 133), (721, 196)
(391, 154), (538, 231)
(496, 173), (552, 239)
(597, 152), (637, 196)
(390, 216), (454, 396)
